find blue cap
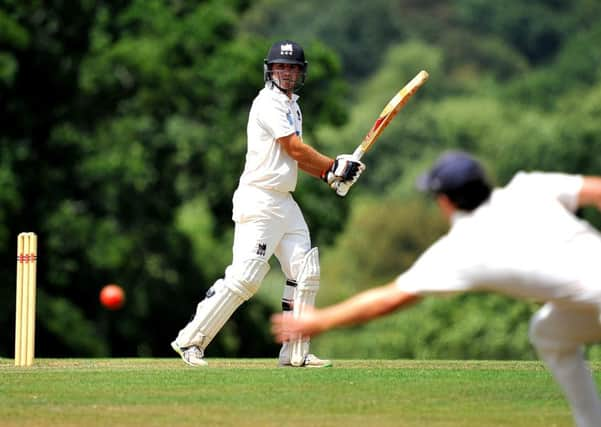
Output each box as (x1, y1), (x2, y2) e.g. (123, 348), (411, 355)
(417, 151), (487, 193)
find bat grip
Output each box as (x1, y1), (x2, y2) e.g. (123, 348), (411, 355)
(334, 150), (364, 197)
(351, 146), (365, 160)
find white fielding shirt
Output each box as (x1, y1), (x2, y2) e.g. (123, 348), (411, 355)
(239, 84), (302, 193)
(396, 172), (601, 306)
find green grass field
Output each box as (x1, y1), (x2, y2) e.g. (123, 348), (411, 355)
(1, 358), (592, 427)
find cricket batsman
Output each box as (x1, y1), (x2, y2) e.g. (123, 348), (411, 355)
(171, 40), (365, 367)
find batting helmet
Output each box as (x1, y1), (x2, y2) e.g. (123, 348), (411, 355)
(264, 40), (308, 92)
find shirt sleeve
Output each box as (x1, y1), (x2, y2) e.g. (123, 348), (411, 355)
(509, 172), (583, 212)
(394, 236), (477, 296)
(257, 97), (297, 140)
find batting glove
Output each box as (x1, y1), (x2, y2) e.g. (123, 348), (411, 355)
(321, 155), (366, 196)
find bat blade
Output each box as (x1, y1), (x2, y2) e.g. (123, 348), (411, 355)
(334, 70), (429, 196)
(353, 70), (429, 160)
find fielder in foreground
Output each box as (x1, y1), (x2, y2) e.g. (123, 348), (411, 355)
(272, 150), (601, 427)
(171, 40), (365, 368)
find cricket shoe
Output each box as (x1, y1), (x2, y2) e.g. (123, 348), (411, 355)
(278, 353), (333, 368)
(171, 341), (208, 367)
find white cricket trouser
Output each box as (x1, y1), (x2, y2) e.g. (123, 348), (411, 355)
(233, 185), (314, 361)
(232, 185), (311, 279)
(529, 303), (601, 427)
(175, 185), (313, 352)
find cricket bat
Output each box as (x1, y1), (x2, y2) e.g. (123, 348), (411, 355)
(335, 70), (429, 196)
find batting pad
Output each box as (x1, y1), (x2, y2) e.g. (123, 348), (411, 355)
(175, 258), (269, 349)
(291, 247), (320, 366)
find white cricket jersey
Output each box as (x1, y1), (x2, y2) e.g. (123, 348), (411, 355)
(238, 84), (302, 193)
(396, 172), (601, 306)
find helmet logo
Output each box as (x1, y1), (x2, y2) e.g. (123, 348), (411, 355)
(280, 43), (294, 56)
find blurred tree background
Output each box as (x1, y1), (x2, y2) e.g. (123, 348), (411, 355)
(1, 0), (601, 360)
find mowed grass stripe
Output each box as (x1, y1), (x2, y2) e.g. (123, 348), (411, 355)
(1, 359), (592, 426)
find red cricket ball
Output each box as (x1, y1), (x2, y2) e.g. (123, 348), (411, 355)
(100, 284), (125, 310)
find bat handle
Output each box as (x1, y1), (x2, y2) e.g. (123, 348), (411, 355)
(351, 146), (365, 160)
(334, 150), (364, 197)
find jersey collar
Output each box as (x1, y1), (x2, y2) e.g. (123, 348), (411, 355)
(265, 83), (299, 102)
(450, 211), (468, 225)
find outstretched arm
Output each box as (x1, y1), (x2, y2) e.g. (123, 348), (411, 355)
(578, 176), (601, 211)
(271, 281), (420, 342)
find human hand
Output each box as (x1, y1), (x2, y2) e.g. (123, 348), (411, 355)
(321, 155), (366, 196)
(270, 307), (324, 343)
